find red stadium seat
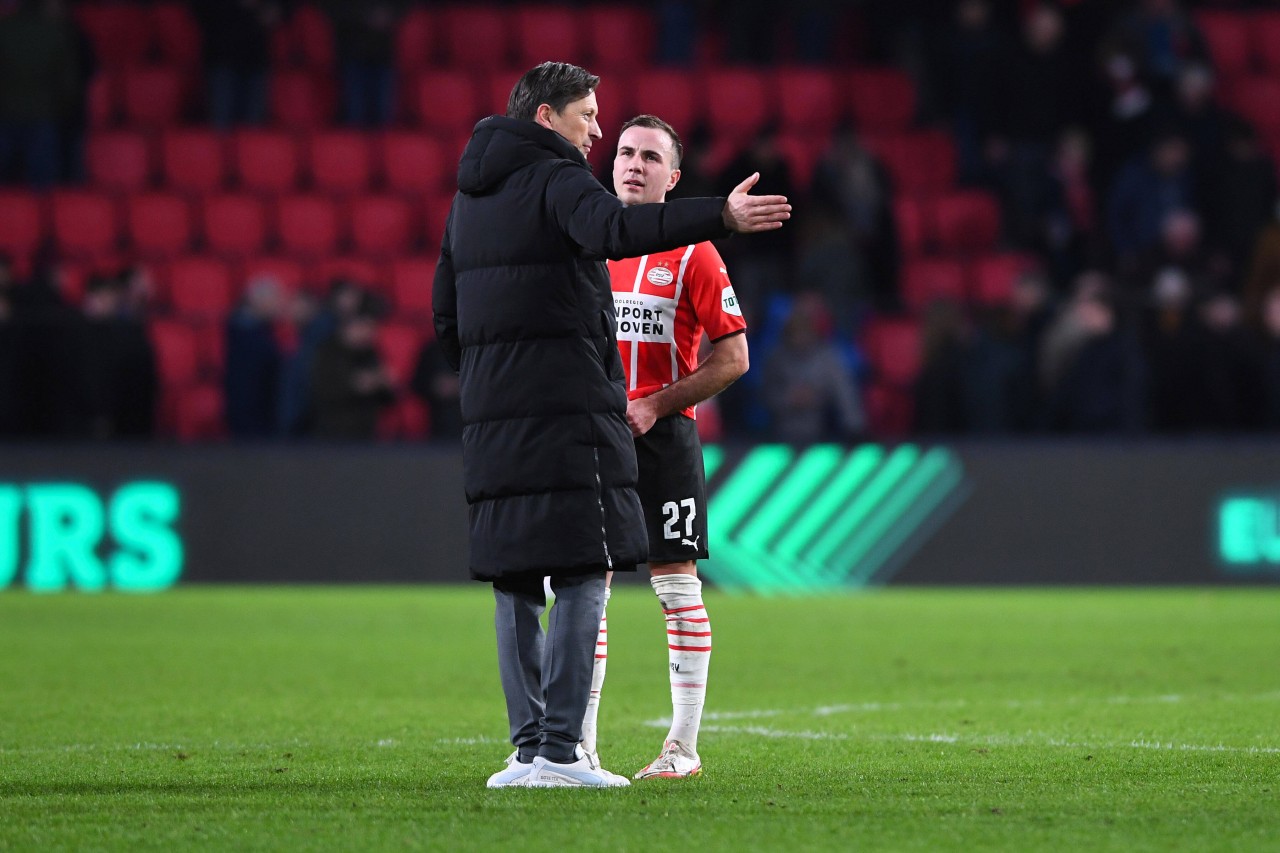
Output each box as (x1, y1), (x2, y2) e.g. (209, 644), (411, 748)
(395, 6), (438, 74)
(149, 319), (202, 386)
(51, 191), (119, 258)
(379, 132), (448, 194)
(127, 193), (192, 258)
(276, 195), (343, 257)
(512, 6), (584, 68)
(75, 2), (152, 67)
(0, 191), (46, 263)
(85, 131), (153, 191)
(376, 321), (425, 386)
(484, 68), (528, 118)
(892, 197), (932, 257)
(1254, 12), (1280, 73)
(241, 256), (306, 295)
(120, 66), (187, 127)
(412, 70), (483, 133)
(862, 317), (922, 387)
(705, 68), (773, 136)
(582, 6), (655, 70)
(351, 195), (416, 256)
(307, 131), (373, 193)
(866, 131), (957, 196)
(1195, 10), (1254, 77)
(271, 4), (335, 69)
(900, 258), (967, 313)
(1224, 75), (1280, 134)
(269, 70), (334, 129)
(846, 69), (917, 133)
(86, 73), (116, 128)
(151, 2), (202, 70)
(161, 129), (227, 193)
(628, 69), (698, 136)
(775, 68), (842, 135)
(201, 194), (270, 257)
(232, 130), (301, 192)
(774, 133), (826, 189)
(310, 256), (384, 293)
(379, 397), (430, 441)
(167, 256), (235, 317)
(932, 190), (1002, 253)
(171, 382), (225, 441)
(389, 257), (437, 315)
(438, 7), (512, 69)
(969, 252), (1039, 305)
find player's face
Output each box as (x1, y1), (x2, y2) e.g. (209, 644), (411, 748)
(613, 126), (681, 206)
(541, 91), (602, 159)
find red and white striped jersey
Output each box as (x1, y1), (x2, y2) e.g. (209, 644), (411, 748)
(608, 241), (746, 419)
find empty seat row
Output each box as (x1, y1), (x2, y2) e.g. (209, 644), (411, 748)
(899, 253), (1041, 313)
(894, 190), (1003, 257)
(73, 2), (658, 74)
(81, 129), (458, 194)
(0, 190), (453, 264)
(1195, 10), (1280, 77)
(85, 62), (918, 137)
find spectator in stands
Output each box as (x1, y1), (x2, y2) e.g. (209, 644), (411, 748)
(762, 291), (865, 443)
(931, 0), (1009, 184)
(794, 210), (872, 339)
(8, 264), (90, 437)
(987, 3), (1081, 248)
(192, 0), (283, 128)
(1086, 47), (1164, 202)
(278, 278), (368, 437)
(716, 126), (799, 317)
(1195, 290), (1264, 431)
(322, 0), (405, 128)
(310, 303), (395, 440)
(1109, 0), (1207, 93)
(1129, 208), (1221, 296)
(1030, 127), (1100, 285)
(1243, 204), (1280, 330)
(80, 273), (157, 439)
(0, 0), (82, 187)
(224, 276), (284, 439)
(1141, 267), (1205, 431)
(410, 337), (462, 442)
(1258, 288), (1280, 428)
(1172, 63), (1230, 182)
(0, 258), (18, 436)
(1045, 291), (1144, 433)
(913, 299), (972, 434)
(1106, 130), (1197, 265)
(1202, 121), (1279, 281)
(810, 126), (898, 312)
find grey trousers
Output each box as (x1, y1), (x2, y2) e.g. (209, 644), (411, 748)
(493, 572), (607, 764)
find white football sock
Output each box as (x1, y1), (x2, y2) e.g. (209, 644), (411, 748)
(652, 574), (710, 753)
(579, 586), (610, 755)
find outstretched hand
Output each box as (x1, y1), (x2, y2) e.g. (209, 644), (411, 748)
(722, 172), (791, 233)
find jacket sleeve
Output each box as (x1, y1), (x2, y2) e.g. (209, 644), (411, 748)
(431, 206), (461, 373)
(546, 165), (731, 261)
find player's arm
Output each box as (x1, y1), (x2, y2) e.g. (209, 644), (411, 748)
(626, 332), (748, 437)
(431, 208), (461, 373)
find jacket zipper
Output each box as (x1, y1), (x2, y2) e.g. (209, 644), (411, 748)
(592, 448), (613, 569)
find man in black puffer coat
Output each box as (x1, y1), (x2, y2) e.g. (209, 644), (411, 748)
(432, 62), (790, 787)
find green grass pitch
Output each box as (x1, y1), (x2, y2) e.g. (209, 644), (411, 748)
(1, 586), (1278, 852)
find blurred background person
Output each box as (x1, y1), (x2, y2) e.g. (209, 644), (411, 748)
(224, 276), (284, 439)
(191, 0), (283, 128)
(309, 302), (395, 440)
(80, 272), (157, 440)
(410, 335), (462, 443)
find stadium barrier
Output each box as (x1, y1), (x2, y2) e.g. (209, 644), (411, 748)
(1, 442), (1278, 592)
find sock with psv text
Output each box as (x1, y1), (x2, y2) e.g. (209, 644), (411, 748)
(652, 574), (711, 753)
(579, 586), (610, 756)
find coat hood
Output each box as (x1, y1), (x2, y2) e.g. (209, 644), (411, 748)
(457, 115), (589, 195)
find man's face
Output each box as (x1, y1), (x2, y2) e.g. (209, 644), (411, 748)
(541, 91), (601, 159)
(612, 125), (680, 206)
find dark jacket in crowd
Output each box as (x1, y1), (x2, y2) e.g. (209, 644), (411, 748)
(309, 338), (393, 440)
(433, 115), (728, 582)
(223, 306), (281, 438)
(83, 316), (157, 438)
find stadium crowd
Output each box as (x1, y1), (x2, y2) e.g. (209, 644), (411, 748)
(3, 0), (1280, 442)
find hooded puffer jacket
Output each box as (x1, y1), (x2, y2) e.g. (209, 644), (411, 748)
(433, 115), (729, 581)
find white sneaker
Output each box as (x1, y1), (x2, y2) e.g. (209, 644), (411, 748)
(527, 745), (630, 788)
(635, 740), (702, 779)
(485, 750), (534, 788)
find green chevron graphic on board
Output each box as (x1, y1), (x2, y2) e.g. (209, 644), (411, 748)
(698, 444), (965, 593)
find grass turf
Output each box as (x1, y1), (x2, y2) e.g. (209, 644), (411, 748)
(0, 586), (1277, 852)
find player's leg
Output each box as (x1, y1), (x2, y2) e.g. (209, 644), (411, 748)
(636, 561), (709, 779)
(487, 575), (546, 787)
(579, 571), (612, 761)
(527, 571), (629, 787)
(632, 414), (711, 779)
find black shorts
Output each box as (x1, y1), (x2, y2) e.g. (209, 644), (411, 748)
(634, 413), (709, 564)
